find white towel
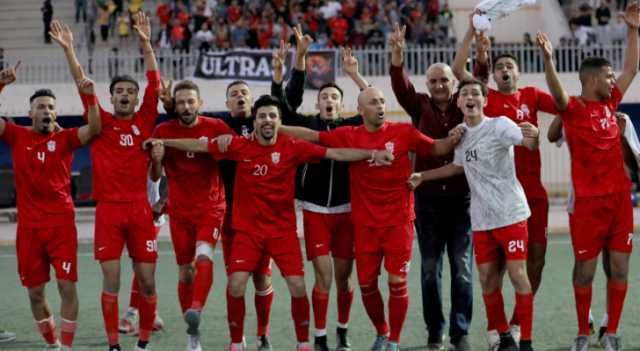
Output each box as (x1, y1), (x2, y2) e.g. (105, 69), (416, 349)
(473, 0), (537, 32)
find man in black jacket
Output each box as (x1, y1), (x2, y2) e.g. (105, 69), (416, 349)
(271, 29), (370, 351)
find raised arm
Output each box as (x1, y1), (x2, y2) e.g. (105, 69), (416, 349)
(342, 47), (370, 90)
(77, 77), (102, 144)
(325, 148), (393, 165)
(145, 138), (209, 153)
(389, 23), (406, 68)
(279, 125), (320, 142)
(615, 2), (640, 95)
(293, 24), (312, 73)
(132, 12), (159, 73)
(271, 41), (309, 126)
(0, 63), (19, 136)
(537, 31), (569, 112)
(451, 14), (476, 82)
(388, 23), (423, 123)
(547, 116), (564, 143)
(50, 20), (84, 83)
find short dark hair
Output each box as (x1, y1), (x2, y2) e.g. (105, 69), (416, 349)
(579, 57), (612, 82)
(317, 82), (344, 101)
(493, 53), (519, 68)
(458, 79), (488, 97)
(251, 95), (282, 118)
(226, 80), (249, 97)
(29, 89), (56, 104)
(109, 75), (139, 95)
(173, 80), (200, 97)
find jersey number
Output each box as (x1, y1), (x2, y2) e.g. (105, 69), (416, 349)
(253, 164), (269, 176)
(508, 240), (525, 253)
(465, 149), (478, 162)
(37, 151), (46, 163)
(146, 240), (158, 253)
(61, 261), (72, 274)
(120, 134), (134, 146)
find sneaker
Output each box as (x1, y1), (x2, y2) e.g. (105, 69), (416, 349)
(186, 334), (202, 351)
(486, 330), (500, 351)
(569, 336), (590, 351)
(497, 333), (518, 351)
(184, 309), (201, 336)
(0, 330), (16, 343)
(297, 342), (313, 351)
(108, 345), (121, 351)
(336, 327), (352, 351)
(118, 311), (138, 334)
(509, 325), (521, 345)
(427, 333), (445, 350)
(42, 342), (61, 350)
(451, 335), (470, 351)
(519, 340), (534, 351)
(153, 313), (165, 332)
(314, 335), (329, 351)
(385, 342), (400, 351)
(601, 333), (621, 351)
(256, 335), (272, 351)
(370, 335), (388, 351)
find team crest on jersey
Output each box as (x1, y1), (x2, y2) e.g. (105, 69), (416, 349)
(271, 152), (280, 164)
(517, 104), (529, 120)
(385, 142), (395, 153)
(47, 140), (56, 152)
(241, 125), (250, 137)
(131, 125), (141, 136)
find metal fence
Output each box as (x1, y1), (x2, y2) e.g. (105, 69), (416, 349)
(5, 42), (629, 84)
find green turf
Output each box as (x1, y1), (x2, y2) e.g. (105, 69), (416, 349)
(1, 236), (640, 350)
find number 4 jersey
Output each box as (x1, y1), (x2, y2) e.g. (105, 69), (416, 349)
(453, 116), (531, 231)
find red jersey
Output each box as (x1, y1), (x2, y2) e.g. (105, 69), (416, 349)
(0, 124), (81, 227)
(80, 70), (161, 202)
(562, 85), (630, 197)
(153, 116), (233, 219)
(207, 134), (326, 237)
(484, 87), (557, 199)
(319, 121), (434, 227)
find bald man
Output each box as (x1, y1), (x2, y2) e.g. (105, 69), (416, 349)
(388, 24), (483, 351)
(282, 86), (463, 351)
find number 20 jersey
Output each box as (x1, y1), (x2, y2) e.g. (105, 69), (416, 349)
(453, 116), (530, 231)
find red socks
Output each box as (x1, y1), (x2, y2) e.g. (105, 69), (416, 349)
(607, 280), (628, 334)
(255, 285), (273, 336)
(101, 291), (119, 345)
(291, 295), (310, 343)
(388, 281), (409, 343)
(129, 275), (140, 310)
(192, 259), (214, 311)
(138, 294), (157, 342)
(515, 293), (533, 341)
(178, 280), (194, 314)
(312, 287), (329, 334)
(36, 315), (58, 345)
(337, 288), (354, 327)
(573, 284), (592, 336)
(227, 290), (246, 343)
(482, 290), (509, 333)
(60, 318), (77, 347)
(360, 282), (389, 336)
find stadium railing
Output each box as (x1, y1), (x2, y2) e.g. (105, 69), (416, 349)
(4, 42), (627, 84)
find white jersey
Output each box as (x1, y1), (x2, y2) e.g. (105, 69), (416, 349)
(453, 116), (531, 231)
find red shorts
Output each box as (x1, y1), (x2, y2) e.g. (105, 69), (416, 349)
(353, 222), (414, 283)
(474, 220), (529, 264)
(527, 197), (549, 245)
(94, 201), (157, 263)
(227, 231), (302, 277)
(170, 212), (223, 265)
(222, 211), (271, 276)
(303, 210), (354, 261)
(569, 192), (633, 261)
(16, 220), (78, 288)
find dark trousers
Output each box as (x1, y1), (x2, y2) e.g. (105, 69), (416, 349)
(414, 191), (473, 339)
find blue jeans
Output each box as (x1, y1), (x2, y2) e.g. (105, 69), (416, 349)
(414, 191), (473, 339)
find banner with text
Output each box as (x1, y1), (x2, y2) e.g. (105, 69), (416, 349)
(194, 50), (293, 82)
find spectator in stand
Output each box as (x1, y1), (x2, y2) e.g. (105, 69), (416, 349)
(42, 0), (53, 44)
(523, 32), (534, 45)
(97, 3), (112, 42)
(596, 0), (613, 43)
(158, 23), (172, 50)
(289, 1), (304, 26)
(76, 0), (87, 23)
(271, 16), (292, 47)
(170, 18), (187, 51)
(319, 0), (341, 20)
(0, 48), (4, 70)
(328, 14), (349, 47)
(156, 0), (172, 27)
(192, 0), (211, 32)
(195, 22), (215, 51)
(117, 11), (130, 44)
(274, 0), (289, 22)
(214, 17), (230, 49)
(230, 18), (250, 48)
(227, 0), (242, 24)
(438, 2), (453, 40)
(575, 3), (594, 26)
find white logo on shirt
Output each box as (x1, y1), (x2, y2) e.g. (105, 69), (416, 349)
(271, 152), (280, 164)
(385, 142), (395, 153)
(578, 249), (588, 255)
(241, 125), (250, 137)
(199, 136), (208, 143)
(399, 261), (411, 273)
(131, 125), (141, 136)
(26, 146), (32, 151)
(47, 140), (56, 152)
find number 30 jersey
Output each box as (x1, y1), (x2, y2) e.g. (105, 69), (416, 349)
(453, 116), (530, 231)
